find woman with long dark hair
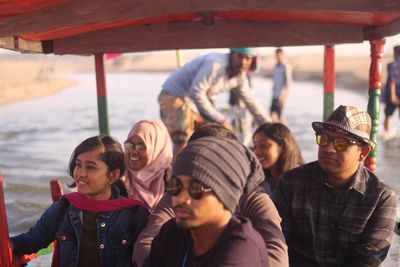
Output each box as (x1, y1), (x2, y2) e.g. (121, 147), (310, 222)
(253, 123), (304, 193)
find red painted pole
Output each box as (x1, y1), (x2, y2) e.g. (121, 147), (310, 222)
(365, 38), (385, 172)
(0, 175), (13, 267)
(323, 45), (335, 120)
(94, 53), (110, 135)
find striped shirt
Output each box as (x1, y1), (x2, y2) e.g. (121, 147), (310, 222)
(273, 161), (398, 267)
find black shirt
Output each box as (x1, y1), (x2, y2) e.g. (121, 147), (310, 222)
(144, 216), (269, 267)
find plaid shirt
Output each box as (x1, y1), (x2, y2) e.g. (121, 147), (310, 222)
(273, 161), (398, 267)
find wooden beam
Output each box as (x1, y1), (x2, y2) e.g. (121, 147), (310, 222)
(0, 36), (42, 53)
(53, 20), (364, 54)
(0, 37), (16, 50)
(17, 38), (43, 52)
(364, 18), (400, 39)
(0, 0), (399, 37)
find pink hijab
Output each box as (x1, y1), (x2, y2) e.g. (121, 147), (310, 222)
(123, 120), (173, 209)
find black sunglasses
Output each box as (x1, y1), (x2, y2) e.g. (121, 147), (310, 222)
(316, 133), (362, 152)
(165, 178), (212, 200)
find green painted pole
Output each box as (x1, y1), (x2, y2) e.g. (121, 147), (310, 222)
(365, 38), (385, 172)
(323, 45), (335, 120)
(94, 53), (110, 135)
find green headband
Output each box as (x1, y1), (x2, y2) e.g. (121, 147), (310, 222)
(230, 47), (257, 56)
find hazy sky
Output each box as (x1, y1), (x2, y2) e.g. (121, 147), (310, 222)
(186, 34), (400, 57)
(279, 34), (400, 56)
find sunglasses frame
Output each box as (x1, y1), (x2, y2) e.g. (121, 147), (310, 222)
(165, 178), (212, 200)
(315, 133), (361, 151)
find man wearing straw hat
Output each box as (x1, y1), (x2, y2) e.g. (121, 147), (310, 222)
(273, 105), (398, 266)
(158, 48), (270, 155)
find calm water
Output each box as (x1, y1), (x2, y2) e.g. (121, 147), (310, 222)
(1, 72), (399, 236)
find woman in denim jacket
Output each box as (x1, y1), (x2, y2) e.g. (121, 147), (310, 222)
(11, 135), (149, 267)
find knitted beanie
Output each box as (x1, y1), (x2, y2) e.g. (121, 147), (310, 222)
(172, 137), (250, 213)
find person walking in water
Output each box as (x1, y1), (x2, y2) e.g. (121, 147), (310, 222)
(383, 45), (400, 137)
(158, 48), (270, 155)
(270, 48), (291, 123)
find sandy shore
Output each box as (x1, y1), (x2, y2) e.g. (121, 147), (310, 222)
(0, 60), (76, 106)
(0, 51), (392, 107)
(106, 52), (389, 93)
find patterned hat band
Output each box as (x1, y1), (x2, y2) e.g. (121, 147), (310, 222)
(311, 105), (376, 149)
(318, 121), (370, 140)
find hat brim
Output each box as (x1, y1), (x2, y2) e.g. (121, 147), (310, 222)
(312, 121), (376, 149)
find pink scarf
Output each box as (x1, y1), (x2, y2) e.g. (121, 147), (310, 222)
(123, 120), (173, 209)
(64, 192), (149, 213)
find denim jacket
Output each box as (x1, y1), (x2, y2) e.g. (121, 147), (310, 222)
(11, 186), (148, 267)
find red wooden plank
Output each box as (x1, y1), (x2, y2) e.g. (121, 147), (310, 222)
(0, 0), (71, 16)
(364, 18), (400, 39)
(215, 10), (400, 26)
(14, 10), (400, 42)
(53, 20), (364, 54)
(0, 0), (399, 37)
(20, 13), (200, 41)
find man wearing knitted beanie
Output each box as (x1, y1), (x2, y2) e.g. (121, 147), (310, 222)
(144, 137), (269, 267)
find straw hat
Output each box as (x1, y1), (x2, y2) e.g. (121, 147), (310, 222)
(312, 105), (376, 149)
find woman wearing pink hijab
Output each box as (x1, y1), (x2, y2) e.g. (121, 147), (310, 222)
(122, 120), (173, 209)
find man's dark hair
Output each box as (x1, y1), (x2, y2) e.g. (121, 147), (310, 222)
(188, 123), (238, 143)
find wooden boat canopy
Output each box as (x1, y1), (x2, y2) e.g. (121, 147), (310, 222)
(0, 0), (400, 55)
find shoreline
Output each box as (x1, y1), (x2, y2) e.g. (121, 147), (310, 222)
(106, 53), (379, 94)
(0, 53), (390, 107)
(0, 61), (76, 106)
